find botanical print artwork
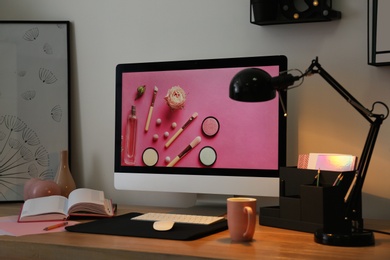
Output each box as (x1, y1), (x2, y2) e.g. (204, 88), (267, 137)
(0, 22), (69, 201)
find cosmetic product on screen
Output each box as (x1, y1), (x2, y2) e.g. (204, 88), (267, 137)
(145, 86), (158, 132)
(167, 136), (201, 167)
(142, 148), (159, 166)
(199, 146), (217, 166)
(201, 116), (220, 137)
(165, 112), (198, 148)
(124, 105), (137, 165)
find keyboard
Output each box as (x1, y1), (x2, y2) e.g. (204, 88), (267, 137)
(131, 212), (225, 225)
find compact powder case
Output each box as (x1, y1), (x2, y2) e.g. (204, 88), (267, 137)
(142, 147), (159, 166)
(199, 146), (217, 166)
(201, 116), (220, 137)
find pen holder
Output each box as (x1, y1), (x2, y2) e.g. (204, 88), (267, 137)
(300, 185), (349, 233)
(260, 167), (355, 233)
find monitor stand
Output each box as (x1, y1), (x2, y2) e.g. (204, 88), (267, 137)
(169, 194), (229, 217)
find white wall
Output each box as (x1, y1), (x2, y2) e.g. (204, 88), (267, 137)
(1, 0), (390, 219)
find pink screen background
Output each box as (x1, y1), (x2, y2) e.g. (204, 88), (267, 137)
(121, 66), (280, 169)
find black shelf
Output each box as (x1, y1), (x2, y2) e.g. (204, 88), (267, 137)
(250, 0), (341, 26)
(251, 16), (339, 26)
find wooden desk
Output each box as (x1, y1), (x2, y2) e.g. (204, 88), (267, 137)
(1, 203), (390, 260)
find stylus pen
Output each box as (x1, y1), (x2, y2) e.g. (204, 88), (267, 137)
(167, 136), (201, 167)
(165, 112), (198, 148)
(145, 86), (158, 132)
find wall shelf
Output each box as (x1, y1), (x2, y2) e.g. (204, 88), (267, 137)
(250, 0), (341, 26)
(251, 16), (340, 26)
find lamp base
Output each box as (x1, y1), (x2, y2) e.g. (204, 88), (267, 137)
(314, 229), (375, 247)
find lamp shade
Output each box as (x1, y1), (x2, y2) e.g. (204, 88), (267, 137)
(229, 68), (276, 102)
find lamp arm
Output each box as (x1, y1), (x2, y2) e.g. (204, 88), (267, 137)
(347, 117), (382, 230)
(304, 57), (381, 123)
(303, 57), (387, 230)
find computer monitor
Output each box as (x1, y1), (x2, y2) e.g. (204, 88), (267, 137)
(114, 55), (287, 204)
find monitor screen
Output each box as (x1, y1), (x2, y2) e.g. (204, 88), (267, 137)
(115, 55), (287, 197)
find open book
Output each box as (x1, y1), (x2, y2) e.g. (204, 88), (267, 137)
(18, 188), (115, 222)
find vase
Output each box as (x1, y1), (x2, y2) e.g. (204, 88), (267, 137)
(54, 150), (76, 198)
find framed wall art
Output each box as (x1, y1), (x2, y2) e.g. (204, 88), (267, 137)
(0, 21), (70, 201)
(368, 0), (390, 66)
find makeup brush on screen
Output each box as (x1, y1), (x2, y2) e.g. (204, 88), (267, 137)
(165, 112), (198, 148)
(145, 86), (158, 132)
(167, 136), (201, 167)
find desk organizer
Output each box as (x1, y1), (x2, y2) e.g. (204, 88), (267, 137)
(259, 167), (355, 233)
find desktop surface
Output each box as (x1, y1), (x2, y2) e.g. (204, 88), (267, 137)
(1, 203), (390, 260)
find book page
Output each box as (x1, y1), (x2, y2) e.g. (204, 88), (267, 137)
(67, 188), (105, 209)
(67, 188), (114, 216)
(20, 195), (68, 219)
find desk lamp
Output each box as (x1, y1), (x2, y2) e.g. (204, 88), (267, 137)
(229, 57), (389, 247)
